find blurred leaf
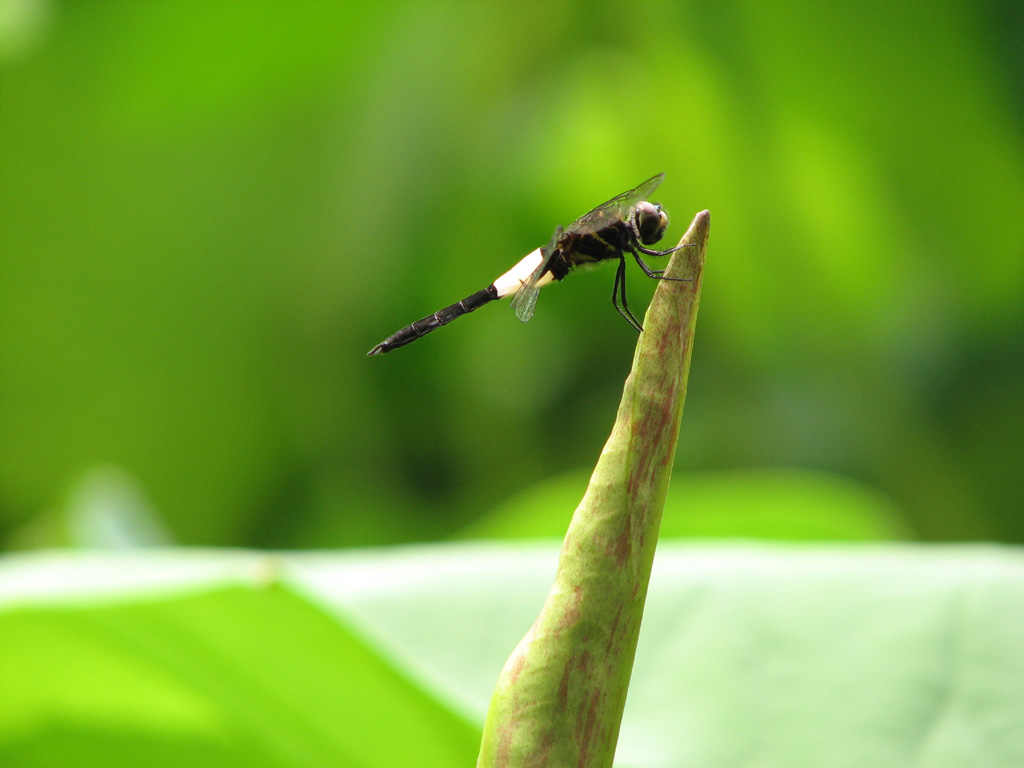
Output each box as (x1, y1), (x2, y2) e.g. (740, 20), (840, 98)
(8, 465), (173, 550)
(2, 544), (1024, 767)
(0, 554), (479, 768)
(460, 467), (913, 542)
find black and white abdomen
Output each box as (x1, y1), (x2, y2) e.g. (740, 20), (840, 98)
(491, 247), (559, 298)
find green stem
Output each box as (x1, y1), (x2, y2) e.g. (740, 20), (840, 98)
(477, 210), (710, 768)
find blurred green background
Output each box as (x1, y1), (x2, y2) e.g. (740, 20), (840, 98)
(1, 0), (1022, 551)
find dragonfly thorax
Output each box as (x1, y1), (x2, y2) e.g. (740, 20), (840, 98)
(634, 201), (669, 246)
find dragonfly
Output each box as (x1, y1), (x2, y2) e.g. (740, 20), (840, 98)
(367, 173), (691, 355)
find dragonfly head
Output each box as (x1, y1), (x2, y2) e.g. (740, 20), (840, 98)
(634, 201), (669, 245)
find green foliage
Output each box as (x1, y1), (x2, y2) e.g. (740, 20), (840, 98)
(1, 1), (1022, 549)
(460, 467), (913, 542)
(2, 9), (1021, 765)
(0, 557), (480, 767)
(2, 544), (1023, 767)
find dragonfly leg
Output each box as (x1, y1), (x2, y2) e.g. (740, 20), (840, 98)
(612, 256), (644, 333)
(631, 247), (691, 282)
(637, 242), (693, 258)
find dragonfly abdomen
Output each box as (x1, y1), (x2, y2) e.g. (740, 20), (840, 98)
(367, 285), (498, 355)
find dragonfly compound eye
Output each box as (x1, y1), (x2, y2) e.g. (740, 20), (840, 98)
(636, 202), (669, 245)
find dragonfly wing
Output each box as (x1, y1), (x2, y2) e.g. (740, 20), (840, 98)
(510, 225), (563, 323)
(510, 275), (541, 323)
(563, 173), (664, 237)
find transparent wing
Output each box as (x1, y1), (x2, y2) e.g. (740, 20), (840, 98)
(563, 173), (665, 237)
(509, 272), (541, 324)
(510, 225), (563, 323)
